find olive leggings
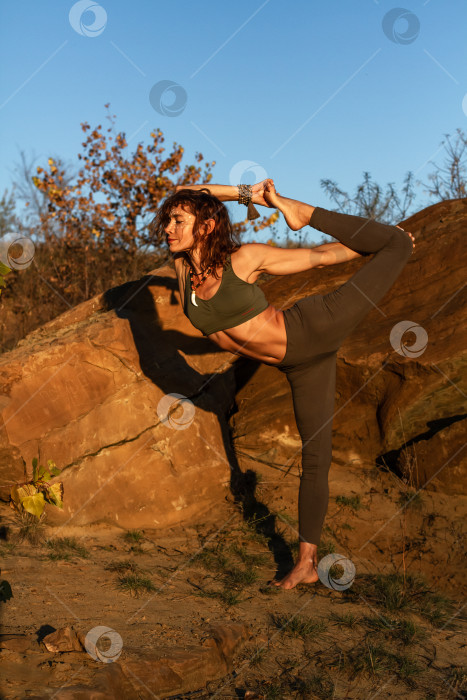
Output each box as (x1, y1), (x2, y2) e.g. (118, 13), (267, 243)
(276, 206), (413, 545)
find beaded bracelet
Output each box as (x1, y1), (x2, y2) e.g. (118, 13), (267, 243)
(237, 184), (260, 220)
(237, 183), (252, 205)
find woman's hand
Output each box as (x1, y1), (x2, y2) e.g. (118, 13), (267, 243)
(251, 178), (275, 207)
(173, 180), (287, 209)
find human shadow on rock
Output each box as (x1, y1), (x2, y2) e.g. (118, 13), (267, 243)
(102, 274), (295, 581)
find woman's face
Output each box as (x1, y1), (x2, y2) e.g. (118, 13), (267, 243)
(165, 204), (213, 253)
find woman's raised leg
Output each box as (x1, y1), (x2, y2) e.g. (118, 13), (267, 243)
(307, 208), (414, 351)
(280, 209), (414, 366)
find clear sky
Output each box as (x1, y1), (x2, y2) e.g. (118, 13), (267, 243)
(1, 0), (466, 244)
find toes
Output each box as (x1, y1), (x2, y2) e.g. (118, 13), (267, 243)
(396, 225), (416, 250)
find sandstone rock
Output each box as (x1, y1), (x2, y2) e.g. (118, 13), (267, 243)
(231, 198), (467, 495)
(27, 664), (133, 700)
(117, 621), (250, 697)
(201, 620), (251, 671)
(0, 199), (465, 538)
(41, 626), (84, 653)
(27, 621), (250, 699)
(0, 267), (236, 530)
(0, 633), (34, 652)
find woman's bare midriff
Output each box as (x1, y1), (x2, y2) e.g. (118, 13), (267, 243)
(187, 247), (286, 365)
(207, 304), (287, 365)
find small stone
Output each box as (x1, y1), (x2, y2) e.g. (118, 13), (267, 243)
(0, 634), (33, 652)
(42, 626), (84, 653)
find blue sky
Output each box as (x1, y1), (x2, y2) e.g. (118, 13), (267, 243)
(1, 0), (466, 244)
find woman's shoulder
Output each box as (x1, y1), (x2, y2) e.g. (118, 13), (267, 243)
(230, 242), (264, 267)
(229, 244), (263, 283)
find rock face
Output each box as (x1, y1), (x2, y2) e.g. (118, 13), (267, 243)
(10, 622), (250, 699)
(0, 267), (238, 529)
(231, 198), (467, 496)
(0, 198), (465, 534)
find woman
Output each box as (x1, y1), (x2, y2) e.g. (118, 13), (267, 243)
(150, 180), (415, 590)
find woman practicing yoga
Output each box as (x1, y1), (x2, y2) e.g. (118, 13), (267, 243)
(150, 179), (415, 590)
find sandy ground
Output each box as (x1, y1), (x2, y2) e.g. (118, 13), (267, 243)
(0, 462), (466, 699)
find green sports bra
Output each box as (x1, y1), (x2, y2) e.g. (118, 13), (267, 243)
(183, 253), (269, 336)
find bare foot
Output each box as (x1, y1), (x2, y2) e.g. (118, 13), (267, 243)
(263, 179), (313, 231)
(272, 559), (319, 590)
(270, 541), (319, 590)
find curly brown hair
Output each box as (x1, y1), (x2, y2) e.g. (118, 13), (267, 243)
(149, 188), (242, 280)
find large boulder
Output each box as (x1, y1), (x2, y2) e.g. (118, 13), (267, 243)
(0, 198), (465, 536)
(230, 198), (467, 496)
(0, 269), (238, 529)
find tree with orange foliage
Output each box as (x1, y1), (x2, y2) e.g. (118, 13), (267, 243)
(30, 104), (276, 303)
(0, 105), (278, 351)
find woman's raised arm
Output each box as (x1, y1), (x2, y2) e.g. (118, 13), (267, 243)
(175, 180), (273, 207)
(175, 184), (237, 201)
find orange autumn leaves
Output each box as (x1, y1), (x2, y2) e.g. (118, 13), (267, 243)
(32, 115), (212, 255)
(32, 106), (278, 261)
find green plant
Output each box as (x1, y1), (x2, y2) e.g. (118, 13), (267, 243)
(361, 615), (427, 645)
(10, 458), (63, 518)
(238, 517), (270, 545)
(329, 611), (358, 628)
(322, 524), (338, 537)
(326, 640), (423, 685)
(397, 490), (424, 511)
(9, 458), (63, 543)
(263, 682), (283, 699)
(255, 670), (334, 700)
(122, 529), (144, 543)
(446, 666), (467, 695)
(240, 643), (267, 667)
(301, 672), (335, 700)
(46, 537), (89, 560)
(274, 509), (298, 527)
(271, 612), (327, 638)
(223, 564), (259, 587)
(189, 546), (230, 572)
(228, 543), (269, 567)
(194, 587), (244, 607)
(217, 589), (243, 606)
(117, 573), (156, 596)
(0, 543), (17, 557)
(343, 572), (457, 627)
(105, 559), (146, 574)
(335, 494), (362, 511)
(259, 583), (280, 596)
(320, 169), (417, 222)
(318, 539), (336, 558)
